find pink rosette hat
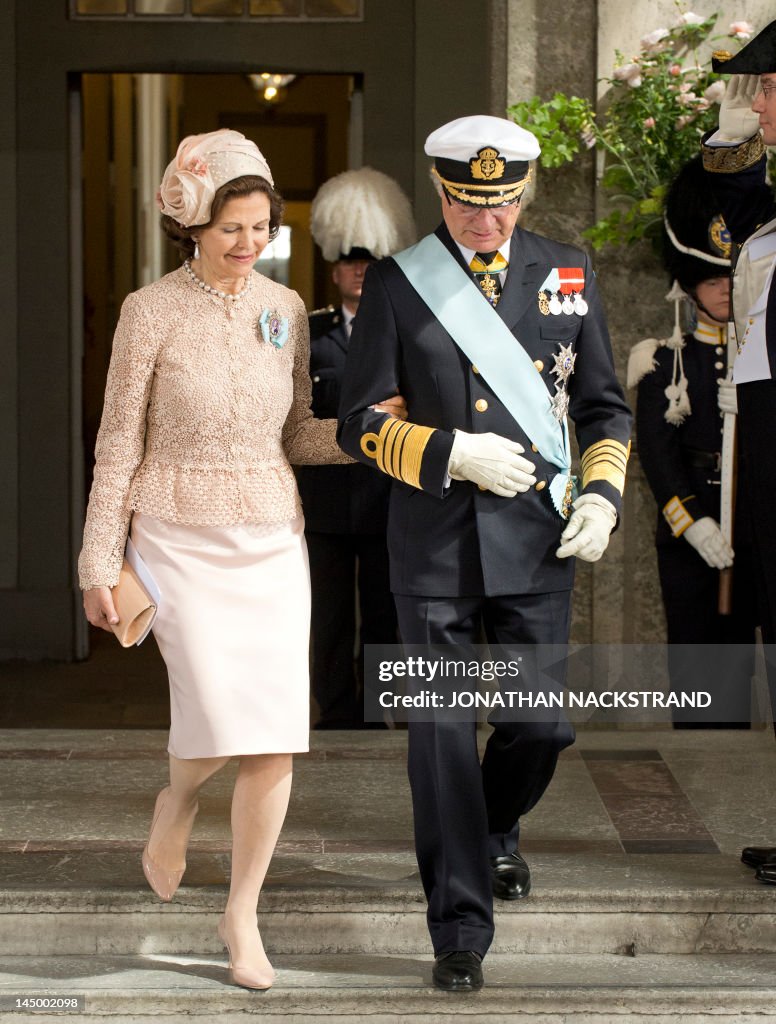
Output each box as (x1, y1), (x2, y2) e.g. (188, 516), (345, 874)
(156, 129), (274, 228)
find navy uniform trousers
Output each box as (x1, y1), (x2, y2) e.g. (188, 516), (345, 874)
(395, 591), (574, 956)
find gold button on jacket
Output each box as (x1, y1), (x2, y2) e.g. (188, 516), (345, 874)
(535, 480), (546, 491)
(475, 399), (488, 412)
(533, 359), (544, 372)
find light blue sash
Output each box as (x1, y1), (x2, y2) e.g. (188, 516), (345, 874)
(392, 233), (574, 516)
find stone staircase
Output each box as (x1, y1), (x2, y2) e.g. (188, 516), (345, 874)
(3, 853), (776, 1022)
(2, 728), (776, 1021)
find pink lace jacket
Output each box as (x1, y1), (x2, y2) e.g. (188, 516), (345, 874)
(78, 267), (348, 589)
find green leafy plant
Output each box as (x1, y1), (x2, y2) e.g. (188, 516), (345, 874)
(509, 8), (758, 249)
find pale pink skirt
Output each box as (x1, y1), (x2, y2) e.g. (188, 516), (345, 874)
(131, 512), (311, 758)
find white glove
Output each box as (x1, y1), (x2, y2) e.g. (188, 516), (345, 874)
(718, 377), (738, 416)
(448, 430), (536, 497)
(684, 517), (734, 570)
(716, 74), (761, 143)
(556, 493), (617, 562)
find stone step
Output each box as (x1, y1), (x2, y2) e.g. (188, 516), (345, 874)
(1, 952), (776, 1023)
(3, 851), (776, 957)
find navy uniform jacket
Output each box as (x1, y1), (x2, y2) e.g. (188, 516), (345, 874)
(637, 333), (740, 545)
(296, 306), (391, 535)
(337, 223), (632, 597)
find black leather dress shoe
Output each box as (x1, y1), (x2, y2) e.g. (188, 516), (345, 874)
(490, 851), (531, 900)
(755, 861), (776, 884)
(741, 846), (776, 868)
(432, 951), (483, 992)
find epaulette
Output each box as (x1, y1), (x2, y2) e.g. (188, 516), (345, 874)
(309, 304), (337, 317)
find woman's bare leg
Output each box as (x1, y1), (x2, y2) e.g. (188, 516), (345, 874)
(220, 752), (293, 985)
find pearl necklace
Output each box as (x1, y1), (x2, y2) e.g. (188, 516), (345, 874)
(183, 259), (249, 302)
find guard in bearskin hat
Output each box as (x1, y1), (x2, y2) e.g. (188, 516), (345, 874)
(628, 155), (758, 730)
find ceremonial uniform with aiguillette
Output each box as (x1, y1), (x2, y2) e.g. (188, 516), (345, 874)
(629, 157), (758, 727)
(337, 116), (632, 988)
(700, 20), (776, 879)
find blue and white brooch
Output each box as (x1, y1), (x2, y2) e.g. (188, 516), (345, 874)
(259, 308), (289, 348)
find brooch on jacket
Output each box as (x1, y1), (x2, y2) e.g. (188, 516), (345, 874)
(537, 268), (588, 317)
(259, 308), (289, 348)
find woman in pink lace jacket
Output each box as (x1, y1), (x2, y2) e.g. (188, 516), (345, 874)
(79, 130), (403, 990)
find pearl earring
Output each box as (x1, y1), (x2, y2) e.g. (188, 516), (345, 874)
(193, 240), (200, 261)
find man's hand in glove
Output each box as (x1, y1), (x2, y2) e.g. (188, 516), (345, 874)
(556, 493), (617, 562)
(684, 516), (734, 570)
(448, 430), (536, 497)
(716, 74), (762, 142)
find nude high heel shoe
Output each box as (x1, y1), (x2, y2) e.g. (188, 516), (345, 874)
(141, 786), (186, 902)
(218, 916), (275, 991)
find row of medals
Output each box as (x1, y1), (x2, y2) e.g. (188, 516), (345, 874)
(538, 290), (588, 317)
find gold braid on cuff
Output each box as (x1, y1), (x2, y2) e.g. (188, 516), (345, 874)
(580, 439), (630, 496)
(360, 418), (436, 490)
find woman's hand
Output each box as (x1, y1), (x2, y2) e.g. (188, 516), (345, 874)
(83, 586), (120, 632)
(372, 393), (408, 421)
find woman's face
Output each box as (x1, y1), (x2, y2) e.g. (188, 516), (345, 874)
(195, 191), (272, 281)
(694, 276), (730, 325)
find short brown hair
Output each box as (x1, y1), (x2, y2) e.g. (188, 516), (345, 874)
(161, 175), (285, 260)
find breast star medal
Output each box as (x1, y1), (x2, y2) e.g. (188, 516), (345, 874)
(551, 343), (577, 385)
(550, 386), (570, 422)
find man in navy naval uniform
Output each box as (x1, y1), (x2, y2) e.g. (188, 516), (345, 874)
(700, 21), (776, 880)
(298, 168), (416, 728)
(337, 115), (632, 991)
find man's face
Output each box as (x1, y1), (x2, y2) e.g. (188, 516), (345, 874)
(752, 73), (776, 146)
(694, 275), (730, 325)
(441, 195), (521, 251)
(332, 259), (371, 307)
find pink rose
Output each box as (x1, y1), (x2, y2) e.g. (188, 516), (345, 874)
(669, 64), (682, 76)
(676, 12), (705, 26)
(643, 117), (656, 129)
(612, 63), (642, 88)
(640, 27), (669, 51)
(729, 20), (753, 39)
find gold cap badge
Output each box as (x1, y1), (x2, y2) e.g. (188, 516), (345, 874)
(712, 49), (733, 62)
(470, 146), (505, 181)
(708, 214), (732, 259)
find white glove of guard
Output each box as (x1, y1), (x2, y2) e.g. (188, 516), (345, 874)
(716, 74), (762, 143)
(683, 516), (734, 570)
(448, 430), (536, 497)
(717, 377), (738, 416)
(556, 493), (617, 562)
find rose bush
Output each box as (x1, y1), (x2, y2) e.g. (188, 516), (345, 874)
(508, 9), (766, 250)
